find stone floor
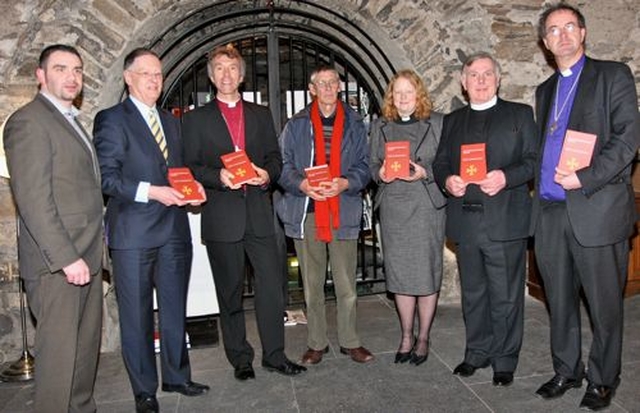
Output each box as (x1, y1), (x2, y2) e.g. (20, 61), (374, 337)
(0, 293), (639, 413)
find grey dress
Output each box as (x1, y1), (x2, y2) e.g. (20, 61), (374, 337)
(369, 114), (446, 295)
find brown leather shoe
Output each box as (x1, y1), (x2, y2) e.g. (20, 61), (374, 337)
(339, 346), (374, 363)
(301, 346), (329, 364)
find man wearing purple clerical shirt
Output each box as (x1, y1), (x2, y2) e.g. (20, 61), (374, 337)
(531, 3), (640, 411)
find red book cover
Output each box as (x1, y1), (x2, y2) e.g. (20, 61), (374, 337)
(305, 164), (332, 187)
(460, 143), (487, 183)
(167, 167), (205, 203)
(220, 149), (258, 185)
(557, 129), (597, 174)
(385, 141), (411, 179)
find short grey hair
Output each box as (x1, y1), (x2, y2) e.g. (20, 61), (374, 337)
(461, 52), (501, 78)
(309, 65), (340, 84)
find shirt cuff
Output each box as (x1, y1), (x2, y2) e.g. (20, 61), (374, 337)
(135, 181), (150, 203)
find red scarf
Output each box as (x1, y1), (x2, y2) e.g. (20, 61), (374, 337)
(310, 100), (344, 243)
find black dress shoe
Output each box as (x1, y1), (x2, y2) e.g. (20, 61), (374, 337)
(452, 360), (489, 377)
(135, 394), (159, 413)
(162, 380), (209, 396)
(262, 359), (307, 376)
(535, 374), (583, 399)
(234, 364), (256, 381)
(492, 372), (514, 387)
(579, 383), (614, 411)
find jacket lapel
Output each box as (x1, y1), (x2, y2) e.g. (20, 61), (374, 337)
(123, 98), (167, 164)
(209, 101), (236, 154)
(567, 57), (595, 130)
(413, 119), (432, 158)
(36, 95), (100, 181)
(37, 94), (93, 159)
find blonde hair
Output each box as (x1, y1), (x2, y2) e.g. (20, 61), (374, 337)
(381, 69), (432, 121)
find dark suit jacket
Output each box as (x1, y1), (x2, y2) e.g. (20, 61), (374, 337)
(4, 94), (104, 279)
(531, 57), (640, 247)
(433, 99), (538, 243)
(182, 100), (282, 243)
(93, 97), (190, 249)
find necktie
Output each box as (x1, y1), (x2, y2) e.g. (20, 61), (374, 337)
(149, 110), (168, 161)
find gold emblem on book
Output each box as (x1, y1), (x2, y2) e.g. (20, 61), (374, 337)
(565, 157), (580, 171)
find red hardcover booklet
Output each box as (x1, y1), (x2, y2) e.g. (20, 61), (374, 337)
(305, 164), (332, 187)
(385, 140), (411, 179)
(557, 129), (597, 174)
(460, 143), (487, 183)
(167, 167), (205, 203)
(220, 149), (258, 185)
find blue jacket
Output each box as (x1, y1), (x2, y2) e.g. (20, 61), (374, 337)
(277, 101), (370, 240)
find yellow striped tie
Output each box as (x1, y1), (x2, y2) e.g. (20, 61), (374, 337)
(149, 110), (168, 161)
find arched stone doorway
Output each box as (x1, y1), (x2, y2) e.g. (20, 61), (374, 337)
(138, 1), (407, 301)
(147, 1), (398, 130)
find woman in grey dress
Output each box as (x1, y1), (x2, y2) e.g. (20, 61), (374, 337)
(370, 70), (446, 365)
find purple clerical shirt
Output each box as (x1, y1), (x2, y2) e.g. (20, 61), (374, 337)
(539, 55), (586, 201)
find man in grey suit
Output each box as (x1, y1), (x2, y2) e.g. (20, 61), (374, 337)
(3, 44), (104, 413)
(433, 52), (538, 387)
(532, 4), (640, 410)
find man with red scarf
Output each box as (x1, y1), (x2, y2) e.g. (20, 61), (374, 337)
(278, 66), (373, 365)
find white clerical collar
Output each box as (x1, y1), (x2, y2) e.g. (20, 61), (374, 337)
(560, 67), (573, 77)
(217, 96), (241, 108)
(470, 95), (497, 111)
(399, 110), (414, 122)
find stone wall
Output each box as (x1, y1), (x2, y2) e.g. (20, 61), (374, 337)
(0, 0), (639, 356)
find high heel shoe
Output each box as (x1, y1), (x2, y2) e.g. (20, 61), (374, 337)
(410, 339), (429, 366)
(394, 336), (415, 364)
(394, 351), (412, 364)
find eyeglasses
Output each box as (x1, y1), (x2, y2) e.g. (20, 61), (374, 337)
(314, 79), (339, 89)
(129, 70), (163, 80)
(546, 22), (578, 37)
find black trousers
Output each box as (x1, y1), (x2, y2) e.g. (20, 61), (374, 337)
(206, 232), (286, 368)
(534, 201), (627, 387)
(456, 211), (527, 373)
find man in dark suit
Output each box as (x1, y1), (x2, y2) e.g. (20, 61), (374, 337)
(433, 52), (537, 387)
(93, 48), (209, 413)
(4, 44), (104, 413)
(182, 44), (305, 380)
(532, 4), (640, 410)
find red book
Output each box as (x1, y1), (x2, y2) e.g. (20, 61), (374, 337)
(557, 129), (597, 174)
(460, 143), (487, 183)
(385, 141), (411, 179)
(220, 149), (258, 185)
(167, 167), (205, 203)
(305, 164), (332, 187)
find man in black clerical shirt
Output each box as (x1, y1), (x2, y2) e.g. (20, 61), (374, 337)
(433, 51), (537, 388)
